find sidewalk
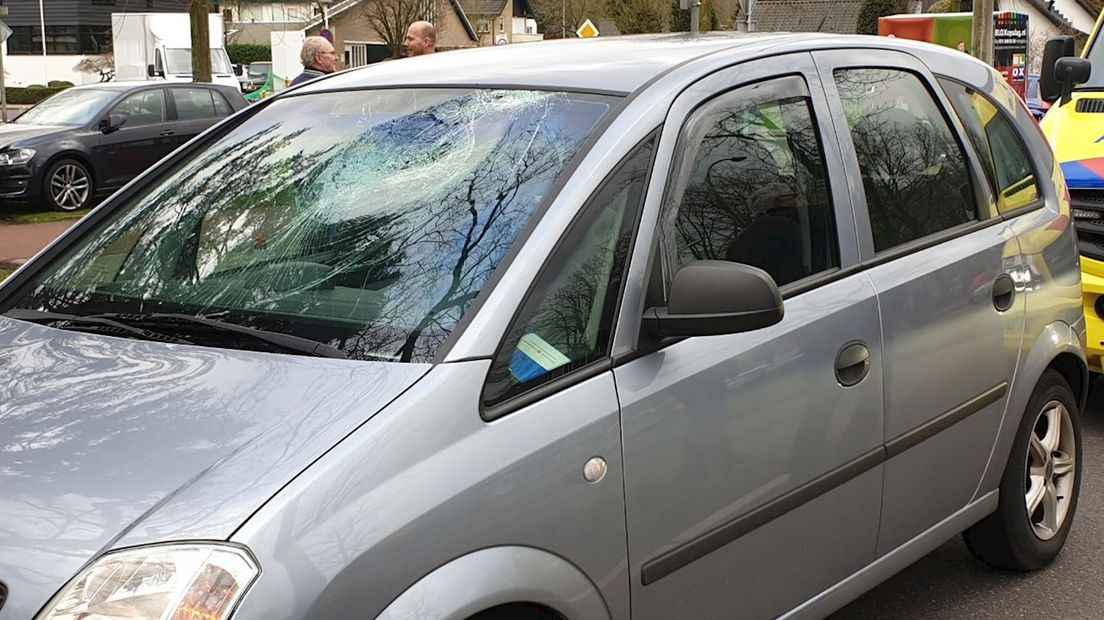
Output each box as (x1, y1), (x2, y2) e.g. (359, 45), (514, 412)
(0, 220), (78, 267)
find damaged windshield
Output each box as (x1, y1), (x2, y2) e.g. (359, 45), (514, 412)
(5, 88), (612, 362)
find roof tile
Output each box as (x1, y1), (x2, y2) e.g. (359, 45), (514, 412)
(754, 0), (865, 34)
(457, 0), (509, 16)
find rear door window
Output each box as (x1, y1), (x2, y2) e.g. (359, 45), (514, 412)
(833, 68), (977, 252)
(172, 87), (219, 120)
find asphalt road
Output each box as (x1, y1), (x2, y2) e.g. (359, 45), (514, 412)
(832, 378), (1104, 619)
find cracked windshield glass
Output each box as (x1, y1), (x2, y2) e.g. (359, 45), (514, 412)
(5, 88), (611, 362)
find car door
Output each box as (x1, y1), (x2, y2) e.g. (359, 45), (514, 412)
(93, 88), (176, 190)
(167, 86), (234, 148)
(613, 54), (885, 619)
(813, 49), (1027, 555)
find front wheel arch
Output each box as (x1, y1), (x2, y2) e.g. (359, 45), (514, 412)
(469, 602), (567, 620)
(375, 546), (608, 620)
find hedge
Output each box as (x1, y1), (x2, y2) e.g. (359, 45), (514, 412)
(5, 85), (69, 105)
(227, 43), (271, 66)
(856, 0), (901, 35)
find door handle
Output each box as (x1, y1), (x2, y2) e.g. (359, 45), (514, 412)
(159, 130), (175, 136)
(835, 342), (871, 387)
(992, 273), (1015, 312)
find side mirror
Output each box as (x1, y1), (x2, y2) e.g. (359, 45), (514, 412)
(233, 64), (244, 76)
(147, 64), (164, 78)
(643, 261), (784, 338)
(100, 112), (128, 133)
(1041, 36), (1075, 104)
(1055, 57), (1092, 106)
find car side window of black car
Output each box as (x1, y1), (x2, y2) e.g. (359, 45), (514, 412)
(660, 75), (839, 290)
(111, 89), (167, 126)
(212, 92), (232, 117)
(833, 68), (978, 252)
(938, 78), (1040, 215)
(482, 136), (655, 409)
(173, 87), (224, 121)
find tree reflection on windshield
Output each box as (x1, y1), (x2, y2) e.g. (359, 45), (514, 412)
(12, 89), (612, 362)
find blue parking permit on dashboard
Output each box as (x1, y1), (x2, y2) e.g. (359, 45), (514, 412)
(509, 333), (571, 383)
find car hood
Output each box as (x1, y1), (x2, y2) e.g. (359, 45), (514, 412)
(0, 316), (428, 618)
(0, 123), (71, 148)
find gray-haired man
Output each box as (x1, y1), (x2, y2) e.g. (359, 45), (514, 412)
(291, 36), (339, 86)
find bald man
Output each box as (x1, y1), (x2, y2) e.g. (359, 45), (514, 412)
(403, 21), (437, 57)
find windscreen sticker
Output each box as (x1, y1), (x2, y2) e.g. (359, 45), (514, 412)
(509, 333), (571, 383)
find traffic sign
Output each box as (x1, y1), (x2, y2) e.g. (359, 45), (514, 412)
(576, 19), (599, 38)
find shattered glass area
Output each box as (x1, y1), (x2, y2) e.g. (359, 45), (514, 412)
(13, 89), (611, 362)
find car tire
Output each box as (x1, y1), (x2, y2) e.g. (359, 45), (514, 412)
(43, 158), (94, 212)
(963, 369), (1082, 570)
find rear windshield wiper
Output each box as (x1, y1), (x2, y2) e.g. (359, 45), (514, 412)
(88, 312), (349, 359)
(3, 308), (193, 345)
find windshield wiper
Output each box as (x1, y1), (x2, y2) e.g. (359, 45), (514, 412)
(3, 308), (193, 344)
(88, 312), (348, 359)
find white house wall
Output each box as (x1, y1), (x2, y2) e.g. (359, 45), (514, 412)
(1052, 0), (1096, 32)
(1, 43), (98, 86)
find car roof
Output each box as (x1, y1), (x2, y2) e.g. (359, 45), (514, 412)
(296, 33), (815, 96)
(68, 81), (230, 92)
(293, 32), (1001, 97)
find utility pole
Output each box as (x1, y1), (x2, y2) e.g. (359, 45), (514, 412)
(972, 0), (994, 65)
(38, 0), (46, 84)
(189, 0), (212, 83)
(681, 0), (701, 33)
(736, 0), (756, 32)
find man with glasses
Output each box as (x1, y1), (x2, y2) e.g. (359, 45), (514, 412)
(291, 36), (340, 86)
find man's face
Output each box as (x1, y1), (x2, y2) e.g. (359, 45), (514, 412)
(404, 27), (428, 56)
(315, 41), (339, 73)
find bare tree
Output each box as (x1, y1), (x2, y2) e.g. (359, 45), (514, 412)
(359, 0), (445, 58)
(74, 54), (115, 82)
(528, 0), (608, 38)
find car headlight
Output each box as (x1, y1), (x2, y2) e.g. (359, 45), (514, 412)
(0, 148), (35, 166)
(36, 543), (259, 620)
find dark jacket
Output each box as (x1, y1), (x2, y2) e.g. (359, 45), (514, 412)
(290, 68), (327, 87)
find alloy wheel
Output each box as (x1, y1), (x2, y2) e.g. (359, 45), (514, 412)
(1024, 399), (1077, 540)
(50, 163), (90, 211)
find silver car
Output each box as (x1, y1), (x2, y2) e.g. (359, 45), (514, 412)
(0, 34), (1087, 619)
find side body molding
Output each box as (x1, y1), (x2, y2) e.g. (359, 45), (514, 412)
(375, 546), (611, 620)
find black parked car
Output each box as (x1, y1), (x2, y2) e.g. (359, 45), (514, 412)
(0, 82), (246, 211)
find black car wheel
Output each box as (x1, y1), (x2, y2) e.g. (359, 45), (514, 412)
(963, 369), (1082, 570)
(44, 158), (93, 212)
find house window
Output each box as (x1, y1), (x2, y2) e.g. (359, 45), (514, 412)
(79, 26), (111, 54)
(240, 5), (265, 22)
(7, 26), (80, 55)
(346, 42), (368, 68)
(420, 0), (436, 22)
